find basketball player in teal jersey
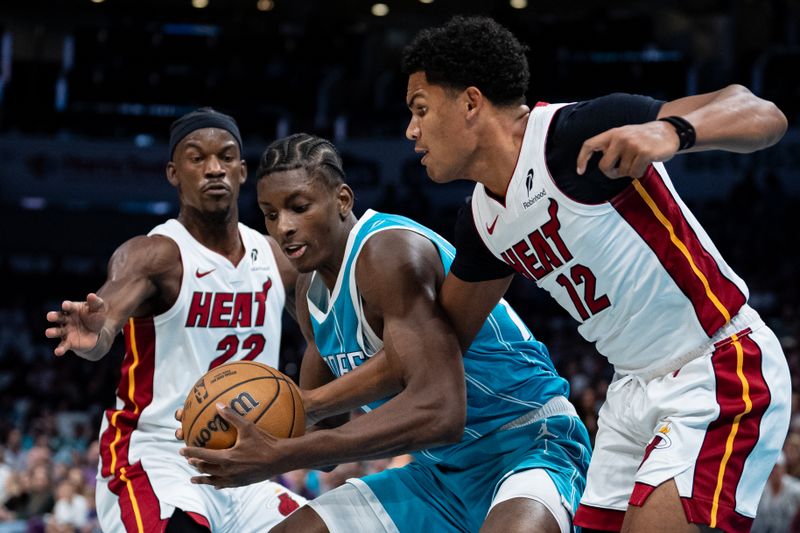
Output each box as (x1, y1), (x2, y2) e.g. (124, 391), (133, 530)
(180, 133), (591, 533)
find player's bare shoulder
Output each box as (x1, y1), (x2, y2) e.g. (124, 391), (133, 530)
(107, 233), (182, 314)
(355, 229), (444, 307)
(109, 234), (181, 278)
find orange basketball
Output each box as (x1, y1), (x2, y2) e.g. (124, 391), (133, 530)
(182, 361), (305, 449)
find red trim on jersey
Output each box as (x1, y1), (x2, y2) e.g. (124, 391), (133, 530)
(612, 166), (746, 336)
(107, 461), (168, 533)
(186, 511), (211, 529)
(100, 317), (158, 477)
(574, 503), (625, 531)
(629, 482), (656, 507)
(687, 331), (769, 530)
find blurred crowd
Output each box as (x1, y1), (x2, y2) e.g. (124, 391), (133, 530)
(0, 172), (798, 532)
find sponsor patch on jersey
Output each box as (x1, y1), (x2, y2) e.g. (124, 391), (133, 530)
(522, 188), (547, 210)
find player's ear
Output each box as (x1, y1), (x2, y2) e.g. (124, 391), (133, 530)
(464, 86), (483, 119)
(336, 184), (354, 220)
(239, 160), (248, 185)
(166, 161), (179, 187)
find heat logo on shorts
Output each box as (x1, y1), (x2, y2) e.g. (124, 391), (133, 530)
(654, 423), (673, 449)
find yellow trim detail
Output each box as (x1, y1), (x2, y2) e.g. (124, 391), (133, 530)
(633, 180), (731, 324)
(120, 466), (145, 533)
(109, 318), (142, 475)
(710, 335), (751, 527)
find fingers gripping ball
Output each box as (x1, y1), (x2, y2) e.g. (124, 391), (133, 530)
(182, 361), (305, 449)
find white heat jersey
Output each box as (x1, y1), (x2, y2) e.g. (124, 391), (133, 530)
(98, 218), (285, 479)
(471, 103), (749, 374)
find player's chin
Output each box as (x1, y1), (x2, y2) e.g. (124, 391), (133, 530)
(202, 199), (235, 216)
(289, 256), (318, 274)
(424, 165), (456, 184)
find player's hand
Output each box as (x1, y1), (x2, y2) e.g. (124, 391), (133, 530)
(576, 120), (681, 179)
(45, 293), (107, 358)
(174, 408), (185, 441)
(181, 402), (287, 489)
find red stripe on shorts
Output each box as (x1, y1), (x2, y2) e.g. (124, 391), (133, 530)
(100, 317), (158, 477)
(685, 331), (769, 530)
(107, 461), (168, 533)
(574, 503), (626, 531)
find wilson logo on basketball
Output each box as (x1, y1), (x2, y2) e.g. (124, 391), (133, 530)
(189, 392), (260, 447)
(229, 391), (260, 416)
(191, 413), (231, 448)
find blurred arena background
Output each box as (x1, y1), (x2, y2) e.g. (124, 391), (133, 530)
(0, 0), (799, 531)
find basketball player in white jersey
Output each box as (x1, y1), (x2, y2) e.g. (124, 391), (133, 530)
(45, 108), (305, 532)
(401, 16), (790, 533)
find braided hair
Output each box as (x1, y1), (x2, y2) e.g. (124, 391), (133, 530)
(255, 133), (345, 188)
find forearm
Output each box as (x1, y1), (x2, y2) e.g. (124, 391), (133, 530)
(281, 390), (462, 470)
(663, 84), (787, 153)
(301, 350), (402, 425)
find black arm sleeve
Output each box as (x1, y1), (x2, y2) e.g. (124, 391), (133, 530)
(450, 202), (515, 282)
(546, 93), (664, 204)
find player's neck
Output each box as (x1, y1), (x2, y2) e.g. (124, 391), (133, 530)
(472, 105), (530, 199)
(317, 213), (358, 291)
(178, 208), (244, 265)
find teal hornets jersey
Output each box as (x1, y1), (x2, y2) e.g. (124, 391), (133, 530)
(306, 210), (570, 465)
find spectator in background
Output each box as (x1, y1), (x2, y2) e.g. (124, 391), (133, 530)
(46, 479), (89, 533)
(1, 463), (55, 522)
(752, 452), (800, 533)
(275, 470), (317, 501)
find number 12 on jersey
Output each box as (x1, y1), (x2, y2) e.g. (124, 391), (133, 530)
(555, 264), (610, 321)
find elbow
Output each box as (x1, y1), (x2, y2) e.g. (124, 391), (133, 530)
(414, 389), (466, 446)
(732, 84), (788, 148)
(431, 408), (467, 445)
(764, 101), (788, 147)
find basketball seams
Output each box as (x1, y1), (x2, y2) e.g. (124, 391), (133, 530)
(251, 377), (282, 426)
(185, 375), (282, 441)
(290, 380), (303, 437)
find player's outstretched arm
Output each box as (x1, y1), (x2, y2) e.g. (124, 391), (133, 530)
(577, 84), (788, 179)
(181, 230), (466, 487)
(44, 235), (179, 361)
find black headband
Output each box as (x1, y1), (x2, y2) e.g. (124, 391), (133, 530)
(168, 108), (243, 159)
